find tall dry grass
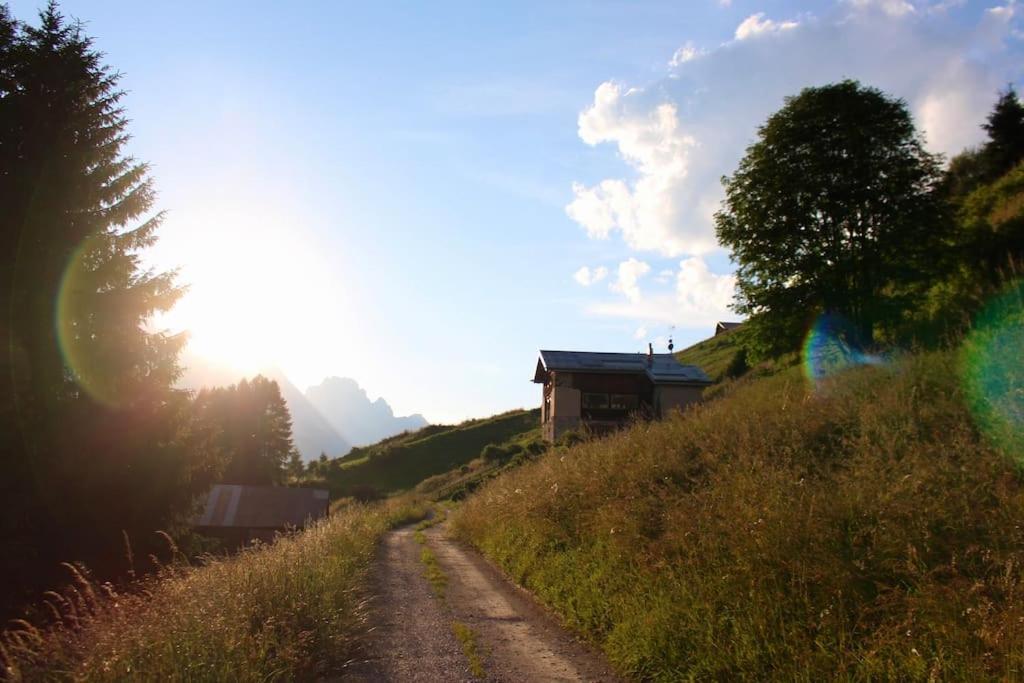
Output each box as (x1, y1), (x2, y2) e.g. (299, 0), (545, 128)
(453, 351), (1024, 680)
(2, 497), (427, 681)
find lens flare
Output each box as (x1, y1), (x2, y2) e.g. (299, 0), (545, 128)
(56, 235), (125, 407)
(961, 281), (1024, 466)
(802, 312), (883, 385)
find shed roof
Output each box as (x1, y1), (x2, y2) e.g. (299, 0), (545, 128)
(716, 321), (743, 333)
(195, 484), (329, 530)
(533, 350), (711, 385)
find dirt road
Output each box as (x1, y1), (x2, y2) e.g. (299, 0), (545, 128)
(344, 524), (620, 682)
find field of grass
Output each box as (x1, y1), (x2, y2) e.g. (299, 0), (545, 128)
(321, 409), (540, 497)
(453, 349), (1024, 680)
(1, 497), (427, 681)
(673, 327), (742, 380)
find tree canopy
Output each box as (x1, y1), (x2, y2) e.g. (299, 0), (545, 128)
(714, 80), (944, 355)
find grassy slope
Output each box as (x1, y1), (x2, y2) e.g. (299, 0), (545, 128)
(2, 497), (428, 680)
(453, 350), (1024, 680)
(674, 328), (741, 380)
(324, 409), (540, 496)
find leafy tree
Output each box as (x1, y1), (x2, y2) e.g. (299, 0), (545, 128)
(982, 86), (1024, 181)
(0, 3), (216, 609)
(941, 147), (987, 200)
(714, 80), (944, 355)
(194, 376), (296, 485)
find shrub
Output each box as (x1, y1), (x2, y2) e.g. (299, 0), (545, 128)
(724, 347), (750, 379)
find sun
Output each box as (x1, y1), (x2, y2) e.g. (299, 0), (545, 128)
(156, 210), (346, 383)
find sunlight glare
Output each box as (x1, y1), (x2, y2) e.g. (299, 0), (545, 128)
(156, 205), (349, 384)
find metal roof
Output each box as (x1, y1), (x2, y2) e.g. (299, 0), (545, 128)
(534, 350), (711, 385)
(195, 484), (329, 530)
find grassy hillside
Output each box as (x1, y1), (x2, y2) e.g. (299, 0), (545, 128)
(453, 349), (1024, 680)
(2, 497), (427, 680)
(320, 408), (541, 497)
(674, 327), (742, 380)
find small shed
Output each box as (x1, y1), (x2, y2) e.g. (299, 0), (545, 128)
(194, 484), (329, 546)
(715, 321), (742, 336)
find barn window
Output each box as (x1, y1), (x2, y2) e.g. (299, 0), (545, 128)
(610, 394), (638, 410)
(582, 392), (609, 409)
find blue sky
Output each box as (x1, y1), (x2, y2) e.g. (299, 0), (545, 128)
(10, 0), (1023, 422)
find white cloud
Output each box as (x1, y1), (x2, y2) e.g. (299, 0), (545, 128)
(565, 82), (709, 256)
(669, 41), (703, 66)
(675, 257), (736, 318)
(566, 2), (1023, 266)
(845, 0), (916, 17)
(633, 325), (648, 340)
(987, 1), (1018, 20)
(735, 13), (800, 40)
(719, 0), (733, 6)
(610, 257), (651, 302)
(588, 256), (736, 330)
(573, 265), (608, 286)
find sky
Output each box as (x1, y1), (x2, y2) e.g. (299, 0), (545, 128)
(9, 0), (1024, 423)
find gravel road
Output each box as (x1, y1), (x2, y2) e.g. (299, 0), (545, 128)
(342, 523), (620, 682)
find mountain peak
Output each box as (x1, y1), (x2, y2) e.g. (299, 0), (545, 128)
(306, 376), (428, 447)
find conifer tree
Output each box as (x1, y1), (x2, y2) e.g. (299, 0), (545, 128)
(0, 2), (217, 606)
(194, 376), (296, 485)
(982, 86), (1024, 181)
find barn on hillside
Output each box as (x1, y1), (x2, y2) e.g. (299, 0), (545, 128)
(533, 347), (711, 442)
(194, 484), (329, 546)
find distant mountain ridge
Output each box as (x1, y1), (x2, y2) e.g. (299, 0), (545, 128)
(267, 370), (352, 461)
(305, 376), (428, 447)
(177, 352), (426, 461)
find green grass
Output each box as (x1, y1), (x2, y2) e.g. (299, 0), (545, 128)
(452, 621), (485, 678)
(2, 497), (428, 681)
(453, 349), (1024, 680)
(674, 327), (743, 380)
(322, 409), (540, 497)
(420, 547), (448, 600)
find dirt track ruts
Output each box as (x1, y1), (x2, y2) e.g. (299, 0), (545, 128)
(342, 523), (620, 682)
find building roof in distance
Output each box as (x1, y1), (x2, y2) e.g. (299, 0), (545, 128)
(534, 350), (711, 385)
(195, 484), (329, 530)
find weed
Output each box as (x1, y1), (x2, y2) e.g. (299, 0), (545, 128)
(452, 620), (485, 678)
(420, 547), (448, 600)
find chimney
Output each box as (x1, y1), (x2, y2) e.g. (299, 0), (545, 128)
(647, 342), (654, 367)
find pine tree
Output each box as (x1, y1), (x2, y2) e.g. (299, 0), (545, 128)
(0, 3), (216, 607)
(195, 376), (296, 485)
(982, 86), (1024, 181)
